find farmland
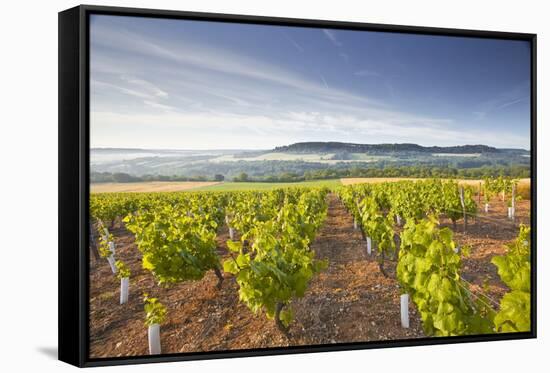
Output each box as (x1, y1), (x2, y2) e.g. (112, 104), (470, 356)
(88, 176), (531, 357)
(90, 177), (530, 194)
(90, 142), (530, 184)
(90, 181), (223, 193)
(91, 179), (342, 193)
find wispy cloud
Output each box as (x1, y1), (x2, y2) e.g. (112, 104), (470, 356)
(91, 79), (153, 100)
(91, 23), (382, 109)
(319, 74), (329, 89)
(143, 100), (176, 112)
(91, 108), (526, 150)
(321, 30), (349, 63)
(120, 76), (168, 98)
(322, 29), (342, 47)
(90, 27), (468, 146)
(496, 98), (526, 110)
(283, 32), (304, 53)
(89, 16), (530, 150)
(473, 81), (529, 120)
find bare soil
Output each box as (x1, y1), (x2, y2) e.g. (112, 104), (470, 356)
(439, 199), (531, 303)
(88, 194), (529, 358)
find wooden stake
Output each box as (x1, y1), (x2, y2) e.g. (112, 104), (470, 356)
(511, 183), (516, 221)
(459, 186), (467, 231)
(477, 182), (482, 224)
(89, 219), (100, 262)
(478, 182), (482, 206)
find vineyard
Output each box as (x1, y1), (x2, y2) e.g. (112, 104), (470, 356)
(88, 177), (531, 357)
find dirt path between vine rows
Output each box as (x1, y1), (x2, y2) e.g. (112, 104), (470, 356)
(291, 194), (424, 345)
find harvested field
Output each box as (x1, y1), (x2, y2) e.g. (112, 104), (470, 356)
(90, 181), (222, 194)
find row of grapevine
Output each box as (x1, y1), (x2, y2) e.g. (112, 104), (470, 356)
(223, 188), (329, 334)
(89, 177), (530, 353)
(91, 191), (229, 354)
(339, 179), (477, 229)
(491, 225), (531, 332)
(398, 218), (531, 335)
(91, 187), (330, 352)
(397, 217), (494, 335)
(337, 179), (531, 336)
(482, 176), (522, 218)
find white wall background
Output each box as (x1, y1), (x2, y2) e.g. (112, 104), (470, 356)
(0, 0), (546, 371)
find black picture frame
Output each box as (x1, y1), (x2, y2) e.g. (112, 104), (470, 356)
(58, 4), (537, 368)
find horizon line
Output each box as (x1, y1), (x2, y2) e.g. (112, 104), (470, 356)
(90, 142), (531, 152)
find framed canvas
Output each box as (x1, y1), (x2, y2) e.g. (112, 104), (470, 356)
(58, 4), (537, 367)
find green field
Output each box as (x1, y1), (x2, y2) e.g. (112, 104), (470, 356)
(187, 179), (342, 192)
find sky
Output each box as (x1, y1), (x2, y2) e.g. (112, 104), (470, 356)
(90, 15), (531, 150)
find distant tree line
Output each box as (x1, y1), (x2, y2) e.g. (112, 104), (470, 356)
(273, 142), (503, 154)
(301, 164), (530, 181)
(92, 165), (529, 184)
(244, 164), (529, 182)
(91, 171), (224, 183)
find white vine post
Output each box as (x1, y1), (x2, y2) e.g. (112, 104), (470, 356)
(396, 215), (402, 226)
(120, 277), (129, 304)
(353, 217), (358, 230)
(485, 203), (489, 213)
(107, 255), (117, 274)
(226, 215), (235, 240)
(108, 240), (117, 273)
(366, 237), (372, 255)
(148, 324), (161, 355)
(400, 294), (410, 328)
(101, 227), (117, 273)
(478, 182), (482, 206)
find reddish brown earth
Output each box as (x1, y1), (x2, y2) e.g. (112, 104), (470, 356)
(439, 199), (531, 304)
(88, 194), (529, 358)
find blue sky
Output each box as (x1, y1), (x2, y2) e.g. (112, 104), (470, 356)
(90, 15), (531, 150)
